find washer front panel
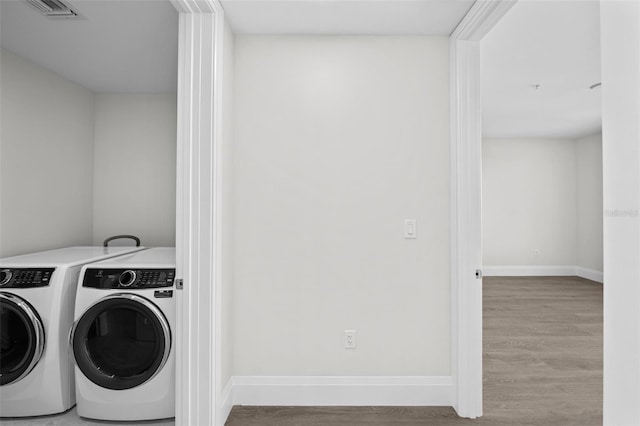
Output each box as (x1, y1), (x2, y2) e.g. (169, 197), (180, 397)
(82, 269), (175, 290)
(0, 268), (55, 288)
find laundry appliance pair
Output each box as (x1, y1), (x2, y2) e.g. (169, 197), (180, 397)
(0, 246), (176, 422)
(0, 246), (145, 417)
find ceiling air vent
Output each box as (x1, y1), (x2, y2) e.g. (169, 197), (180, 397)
(24, 0), (79, 18)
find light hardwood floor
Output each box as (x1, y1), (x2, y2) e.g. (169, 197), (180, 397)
(225, 276), (603, 426)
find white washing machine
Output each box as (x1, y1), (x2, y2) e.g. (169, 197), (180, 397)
(0, 246), (146, 417)
(71, 247), (176, 421)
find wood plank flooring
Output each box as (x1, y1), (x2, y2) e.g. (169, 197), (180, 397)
(225, 276), (603, 426)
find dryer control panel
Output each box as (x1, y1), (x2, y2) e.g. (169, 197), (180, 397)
(83, 268), (175, 289)
(0, 268), (55, 288)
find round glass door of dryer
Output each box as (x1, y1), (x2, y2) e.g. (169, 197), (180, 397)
(0, 292), (45, 386)
(71, 294), (171, 390)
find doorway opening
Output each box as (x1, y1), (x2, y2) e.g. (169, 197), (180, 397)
(480, 1), (603, 423)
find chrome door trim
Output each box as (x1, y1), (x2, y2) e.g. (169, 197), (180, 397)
(70, 293), (171, 385)
(0, 292), (45, 385)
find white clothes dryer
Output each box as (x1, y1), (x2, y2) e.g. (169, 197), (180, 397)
(71, 247), (176, 421)
(0, 246), (146, 417)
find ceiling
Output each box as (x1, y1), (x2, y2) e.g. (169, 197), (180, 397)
(0, 0), (473, 93)
(481, 0), (601, 139)
(0, 0), (602, 139)
(221, 0), (475, 35)
(0, 0), (179, 93)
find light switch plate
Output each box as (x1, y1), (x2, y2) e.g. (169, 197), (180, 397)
(404, 219), (417, 239)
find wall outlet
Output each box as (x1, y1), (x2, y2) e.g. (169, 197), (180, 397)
(344, 330), (357, 349)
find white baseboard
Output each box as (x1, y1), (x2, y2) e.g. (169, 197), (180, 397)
(218, 378), (234, 425)
(483, 265), (576, 276)
(574, 266), (604, 283)
(483, 265), (603, 283)
(226, 375), (453, 407)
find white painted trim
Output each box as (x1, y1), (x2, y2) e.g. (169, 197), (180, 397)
(482, 265), (604, 283)
(219, 379), (234, 425)
(173, 10), (188, 425)
(484, 265), (577, 277)
(575, 267), (604, 283)
(169, 0), (519, 422)
(483, 265), (604, 283)
(171, 0), (225, 425)
(450, 0), (517, 42)
(228, 376), (454, 407)
(449, 0), (516, 419)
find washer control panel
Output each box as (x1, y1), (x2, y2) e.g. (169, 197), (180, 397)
(0, 268), (55, 288)
(83, 268), (175, 289)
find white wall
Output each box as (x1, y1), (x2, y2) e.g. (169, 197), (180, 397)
(232, 36), (450, 376)
(92, 93), (176, 247)
(0, 48), (95, 257)
(482, 136), (603, 279)
(483, 138), (578, 266)
(576, 132), (603, 272)
(600, 2), (640, 424)
(0, 49), (177, 256)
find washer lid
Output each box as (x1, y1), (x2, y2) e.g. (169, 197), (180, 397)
(0, 246), (146, 268)
(83, 247), (175, 268)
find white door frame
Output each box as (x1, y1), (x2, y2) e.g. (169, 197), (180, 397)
(170, 0), (225, 425)
(168, 0), (518, 422)
(449, 0), (515, 418)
